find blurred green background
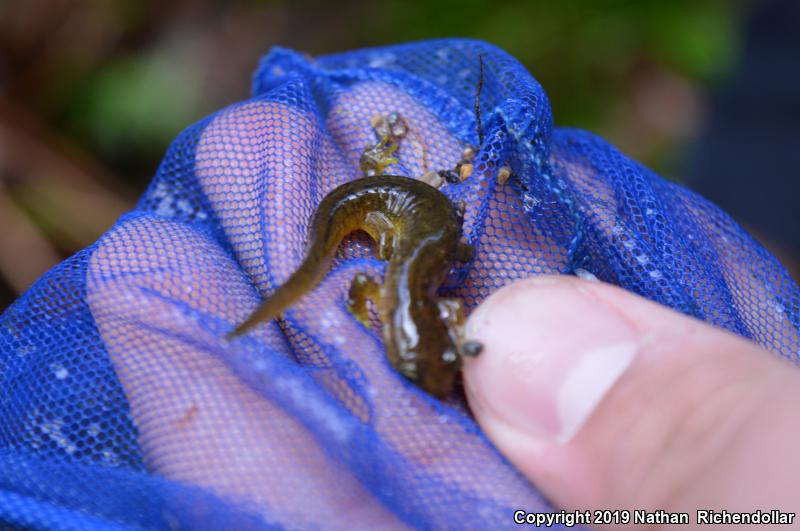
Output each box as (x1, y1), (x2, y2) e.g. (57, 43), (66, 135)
(0, 0), (745, 310)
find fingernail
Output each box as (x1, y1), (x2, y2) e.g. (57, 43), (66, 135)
(465, 278), (638, 444)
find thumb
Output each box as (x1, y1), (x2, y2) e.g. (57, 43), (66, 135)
(464, 275), (800, 525)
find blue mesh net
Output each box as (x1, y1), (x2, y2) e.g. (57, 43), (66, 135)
(1, 38), (798, 530)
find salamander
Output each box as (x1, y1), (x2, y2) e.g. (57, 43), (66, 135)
(228, 173), (481, 397)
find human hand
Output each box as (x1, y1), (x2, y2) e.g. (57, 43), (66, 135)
(464, 275), (800, 528)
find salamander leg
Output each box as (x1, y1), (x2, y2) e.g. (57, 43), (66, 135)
(347, 272), (380, 327)
(360, 139), (398, 176)
(360, 112), (408, 176)
(438, 297), (483, 358)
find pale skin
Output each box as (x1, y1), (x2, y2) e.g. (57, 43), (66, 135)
(464, 275), (800, 529)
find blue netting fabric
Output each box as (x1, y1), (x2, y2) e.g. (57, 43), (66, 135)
(1, 39), (798, 530)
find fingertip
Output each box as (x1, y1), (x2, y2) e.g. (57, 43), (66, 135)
(463, 274), (800, 514)
(464, 276), (639, 447)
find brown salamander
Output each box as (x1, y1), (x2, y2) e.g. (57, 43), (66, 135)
(228, 174), (481, 397)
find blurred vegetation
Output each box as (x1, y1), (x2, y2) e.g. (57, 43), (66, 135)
(0, 0), (745, 309)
